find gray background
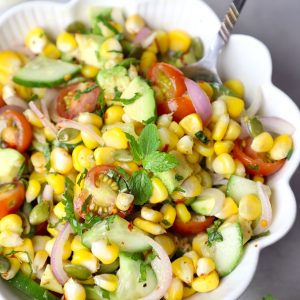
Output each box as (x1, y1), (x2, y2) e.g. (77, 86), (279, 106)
(207, 1), (300, 299)
(1, 0), (300, 299)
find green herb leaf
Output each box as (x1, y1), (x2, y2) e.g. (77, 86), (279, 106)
(262, 294), (277, 300)
(105, 215), (117, 230)
(117, 58), (140, 68)
(74, 84), (98, 100)
(175, 174), (184, 181)
(207, 220), (224, 247)
(96, 15), (119, 35)
(250, 230), (271, 241)
(173, 187), (185, 193)
(16, 162), (26, 179)
(247, 164), (259, 171)
(130, 170), (152, 205)
(125, 132), (143, 161)
(139, 124), (161, 157)
(143, 116), (156, 125)
(143, 151), (178, 173)
(81, 194), (92, 213)
(139, 262), (148, 283)
(43, 144), (51, 171)
(95, 89), (106, 117)
(161, 219), (171, 226)
(76, 168), (87, 185)
(195, 130), (209, 144)
(112, 92), (141, 105)
(287, 148), (293, 160)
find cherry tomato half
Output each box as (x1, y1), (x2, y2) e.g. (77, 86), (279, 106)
(56, 82), (100, 119)
(148, 62), (186, 101)
(173, 216), (214, 235)
(233, 138), (285, 176)
(157, 96), (196, 122)
(0, 181), (25, 219)
(0, 108), (33, 152)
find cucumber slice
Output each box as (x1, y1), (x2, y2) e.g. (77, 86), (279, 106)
(211, 222), (243, 277)
(82, 215), (151, 252)
(226, 175), (271, 203)
(111, 252), (157, 300)
(13, 56), (80, 88)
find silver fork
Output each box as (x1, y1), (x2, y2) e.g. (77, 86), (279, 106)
(181, 0), (247, 83)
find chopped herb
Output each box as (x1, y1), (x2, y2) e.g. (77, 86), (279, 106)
(262, 294), (277, 300)
(172, 51), (183, 59)
(95, 50), (101, 62)
(106, 168), (130, 192)
(76, 168), (88, 185)
(52, 140), (80, 150)
(101, 289), (111, 299)
(84, 212), (101, 229)
(195, 130), (209, 144)
(96, 15), (119, 35)
(114, 87), (122, 98)
(108, 50), (123, 54)
(139, 262), (147, 282)
(145, 252), (157, 264)
(112, 92), (141, 105)
(138, 124), (161, 157)
(247, 164), (259, 170)
(28, 94), (38, 101)
(175, 174), (184, 181)
(143, 116), (156, 125)
(143, 151), (178, 173)
(117, 58), (140, 68)
(105, 215), (117, 230)
(43, 144), (51, 170)
(287, 148), (293, 160)
(81, 194), (92, 213)
(161, 219), (171, 226)
(115, 32), (124, 41)
(207, 220), (224, 247)
(94, 89), (106, 117)
(173, 187), (185, 193)
(16, 162), (26, 179)
(74, 84), (98, 100)
(125, 132), (143, 161)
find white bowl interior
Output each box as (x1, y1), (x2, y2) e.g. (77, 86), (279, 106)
(0, 0), (299, 299)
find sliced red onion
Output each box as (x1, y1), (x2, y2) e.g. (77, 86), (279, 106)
(259, 117), (295, 135)
(4, 95), (28, 110)
(49, 99), (63, 124)
(0, 105), (24, 114)
(41, 98), (50, 121)
(29, 101), (58, 135)
(139, 235), (172, 300)
(246, 87), (263, 116)
(184, 78), (212, 125)
(50, 222), (72, 285)
(58, 120), (104, 146)
(253, 182), (272, 235)
(134, 27), (156, 48)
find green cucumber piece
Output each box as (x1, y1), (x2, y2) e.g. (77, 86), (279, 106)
(82, 215), (151, 252)
(13, 56), (80, 88)
(245, 116), (264, 137)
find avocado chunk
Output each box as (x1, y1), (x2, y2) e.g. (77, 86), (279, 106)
(0, 149), (25, 184)
(120, 76), (156, 123)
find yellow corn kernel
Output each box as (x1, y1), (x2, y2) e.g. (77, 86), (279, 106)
(154, 235), (176, 256)
(160, 204), (176, 229)
(100, 37), (123, 61)
(26, 178), (41, 202)
(1, 257), (20, 280)
(45, 237), (71, 260)
(181, 175), (202, 198)
(251, 132), (274, 153)
(56, 32), (77, 52)
(25, 27), (48, 53)
(104, 106), (124, 125)
(194, 141), (214, 157)
(224, 119), (241, 141)
(141, 207), (163, 223)
(212, 153), (235, 175)
(176, 203), (191, 224)
(198, 82), (213, 99)
(81, 125), (102, 149)
(71, 235), (88, 252)
(192, 233), (210, 257)
(177, 135), (194, 155)
(183, 286), (196, 298)
(32, 235), (51, 252)
(147, 41), (158, 54)
(158, 127), (179, 151)
(53, 202), (66, 219)
(133, 217), (166, 235)
(44, 127), (56, 142)
(164, 277), (183, 300)
(46, 173), (65, 195)
(239, 194), (261, 221)
(15, 84), (33, 100)
(21, 262), (34, 278)
(140, 51), (157, 75)
(149, 177), (169, 204)
(168, 29), (191, 53)
(78, 112), (103, 128)
(253, 175), (264, 183)
(125, 15), (145, 35)
(224, 79), (244, 98)
(72, 249), (99, 273)
(115, 192), (134, 211)
(183, 250), (199, 269)
(196, 257), (216, 276)
(192, 270), (220, 292)
(73, 145), (95, 172)
(212, 114), (230, 141)
(172, 256), (195, 284)
(179, 113), (203, 136)
(14, 238), (34, 263)
(234, 159), (246, 177)
(33, 250), (48, 272)
(214, 140), (234, 156)
(0, 51), (22, 74)
(113, 161), (139, 175)
(0, 230), (23, 247)
(64, 278), (86, 300)
(94, 274), (118, 292)
(31, 151), (47, 173)
(186, 151), (201, 164)
(23, 109), (43, 128)
(169, 121), (184, 138)
(81, 64), (99, 79)
(211, 99), (227, 123)
(155, 30), (169, 54)
(102, 127), (128, 149)
(91, 240), (119, 265)
(0, 214), (23, 234)
(51, 148), (73, 174)
(40, 264), (63, 293)
(42, 43), (61, 59)
(269, 134), (293, 160)
(215, 197), (238, 219)
(157, 114), (173, 128)
(222, 95), (244, 118)
(47, 225), (59, 237)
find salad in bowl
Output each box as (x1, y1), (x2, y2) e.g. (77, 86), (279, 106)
(0, 1), (297, 300)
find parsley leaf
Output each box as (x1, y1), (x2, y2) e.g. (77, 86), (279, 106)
(76, 168), (87, 185)
(112, 92), (141, 105)
(95, 89), (106, 117)
(143, 151), (178, 173)
(139, 262), (148, 282)
(262, 294), (277, 300)
(248, 164), (259, 170)
(43, 144), (51, 170)
(117, 58), (140, 68)
(96, 15), (119, 35)
(139, 123), (160, 157)
(74, 84), (98, 100)
(129, 170), (152, 205)
(175, 174), (184, 181)
(105, 215), (117, 230)
(81, 194), (92, 213)
(143, 116), (156, 125)
(207, 220), (224, 247)
(125, 132), (143, 161)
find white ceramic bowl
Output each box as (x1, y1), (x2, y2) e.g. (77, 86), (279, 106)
(0, 0), (299, 299)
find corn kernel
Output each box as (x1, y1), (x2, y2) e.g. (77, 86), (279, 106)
(100, 37), (123, 61)
(33, 250), (48, 272)
(150, 177), (169, 204)
(196, 257), (216, 276)
(78, 112), (103, 128)
(179, 113), (203, 136)
(222, 95), (244, 118)
(253, 175), (264, 183)
(212, 114), (230, 141)
(46, 238), (72, 260)
(158, 128), (179, 151)
(140, 51), (157, 75)
(73, 145), (95, 172)
(0, 214), (23, 234)
(177, 135), (194, 155)
(104, 106), (124, 125)
(42, 43), (61, 59)
(81, 64), (99, 79)
(91, 240), (119, 265)
(157, 114), (173, 128)
(40, 264), (63, 294)
(192, 233), (210, 257)
(23, 109), (43, 128)
(183, 251), (199, 269)
(269, 134), (293, 160)
(102, 127), (128, 149)
(215, 197), (238, 219)
(251, 131), (274, 153)
(21, 262), (34, 278)
(64, 278), (86, 300)
(214, 140), (234, 155)
(31, 151), (47, 173)
(94, 274), (118, 292)
(172, 256), (195, 284)
(50, 148), (73, 174)
(164, 277), (183, 300)
(186, 151), (201, 164)
(71, 235), (88, 252)
(133, 217), (166, 235)
(53, 202), (66, 219)
(212, 153), (235, 175)
(198, 82), (213, 99)
(115, 192), (134, 211)
(32, 235), (51, 252)
(194, 141), (214, 157)
(14, 238), (34, 263)
(81, 125), (102, 149)
(211, 99), (227, 123)
(1, 257), (20, 280)
(154, 235), (176, 256)
(44, 127), (56, 142)
(141, 207), (163, 223)
(15, 84), (32, 100)
(160, 204), (176, 229)
(239, 194), (261, 221)
(183, 286), (196, 298)
(224, 119), (241, 141)
(147, 41), (158, 54)
(169, 121), (184, 138)
(192, 270), (219, 292)
(155, 30), (169, 54)
(113, 161), (139, 174)
(125, 15), (145, 35)
(176, 203), (191, 223)
(72, 249), (99, 273)
(0, 50), (22, 76)
(56, 32), (77, 52)
(234, 159), (246, 177)
(168, 30), (192, 53)
(46, 173), (65, 195)
(224, 79), (244, 98)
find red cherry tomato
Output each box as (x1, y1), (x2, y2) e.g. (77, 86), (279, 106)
(56, 82), (99, 119)
(173, 216), (215, 235)
(0, 181), (25, 219)
(233, 138), (285, 176)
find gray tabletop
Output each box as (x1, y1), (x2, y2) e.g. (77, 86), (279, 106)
(207, 1), (300, 299)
